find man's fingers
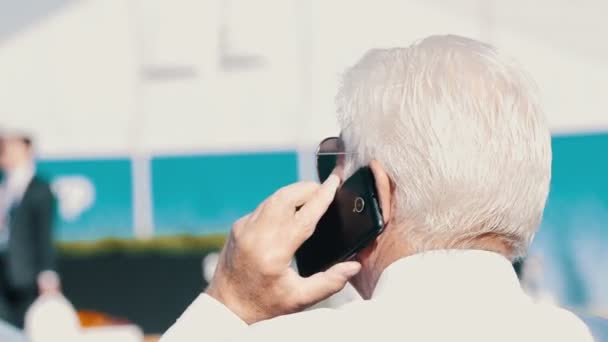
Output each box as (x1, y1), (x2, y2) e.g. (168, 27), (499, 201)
(297, 261), (361, 304)
(293, 174), (340, 235)
(258, 181), (321, 217)
(275, 181), (321, 206)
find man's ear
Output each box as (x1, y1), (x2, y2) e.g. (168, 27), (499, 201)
(369, 160), (393, 225)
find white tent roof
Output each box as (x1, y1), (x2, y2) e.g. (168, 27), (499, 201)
(0, 0), (606, 157)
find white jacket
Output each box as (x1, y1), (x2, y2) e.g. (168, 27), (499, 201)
(161, 250), (594, 342)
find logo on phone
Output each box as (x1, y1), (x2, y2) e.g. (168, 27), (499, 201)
(353, 197), (365, 213)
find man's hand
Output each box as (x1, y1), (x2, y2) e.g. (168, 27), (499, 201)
(206, 175), (361, 324)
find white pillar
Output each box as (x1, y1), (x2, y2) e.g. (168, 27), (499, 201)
(295, 0), (316, 181)
(127, 0), (154, 238)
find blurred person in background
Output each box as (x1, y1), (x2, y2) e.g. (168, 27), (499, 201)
(0, 130), (55, 328)
(24, 270), (146, 342)
(162, 35), (593, 341)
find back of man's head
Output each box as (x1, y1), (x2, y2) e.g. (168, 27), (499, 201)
(336, 35), (551, 260)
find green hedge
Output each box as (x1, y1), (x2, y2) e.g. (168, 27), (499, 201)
(57, 234), (227, 256)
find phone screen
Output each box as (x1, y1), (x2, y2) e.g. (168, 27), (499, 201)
(295, 167), (384, 277)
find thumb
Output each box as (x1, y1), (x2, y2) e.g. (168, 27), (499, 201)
(298, 261), (361, 304)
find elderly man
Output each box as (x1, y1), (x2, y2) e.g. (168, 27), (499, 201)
(161, 35), (593, 341)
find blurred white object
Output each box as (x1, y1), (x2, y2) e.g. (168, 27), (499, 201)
(25, 271), (81, 342)
(80, 325), (144, 342)
(203, 252), (220, 282)
(51, 175), (96, 221)
(25, 271), (144, 342)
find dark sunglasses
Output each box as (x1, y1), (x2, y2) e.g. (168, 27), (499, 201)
(315, 136), (356, 182)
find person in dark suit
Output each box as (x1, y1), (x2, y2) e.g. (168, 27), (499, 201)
(0, 132), (55, 328)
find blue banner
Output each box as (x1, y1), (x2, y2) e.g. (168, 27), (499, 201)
(37, 158), (133, 241)
(151, 151), (299, 236)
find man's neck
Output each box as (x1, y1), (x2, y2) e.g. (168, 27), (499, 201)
(371, 249), (521, 302)
(359, 230), (515, 298)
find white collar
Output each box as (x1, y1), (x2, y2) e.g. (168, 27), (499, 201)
(2, 162), (35, 202)
(372, 249), (523, 301)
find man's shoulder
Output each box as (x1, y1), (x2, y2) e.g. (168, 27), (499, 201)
(525, 301), (594, 341)
(162, 294), (372, 342)
(248, 300), (373, 341)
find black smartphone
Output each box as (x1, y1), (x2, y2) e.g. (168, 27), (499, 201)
(295, 167), (384, 277)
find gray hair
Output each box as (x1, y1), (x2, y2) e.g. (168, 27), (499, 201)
(336, 35), (551, 259)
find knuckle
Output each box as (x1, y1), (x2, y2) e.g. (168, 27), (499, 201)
(230, 215), (252, 243)
(233, 215), (247, 228)
(231, 225), (241, 240)
(301, 181), (319, 190)
(261, 194), (282, 214)
(239, 232), (256, 249)
(259, 250), (277, 267)
(231, 220), (245, 237)
(329, 271), (348, 288)
(301, 222), (316, 237)
(295, 212), (315, 230)
(258, 264), (276, 277)
(253, 201), (266, 215)
(273, 186), (290, 202)
(258, 252), (282, 275)
(269, 194), (284, 208)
